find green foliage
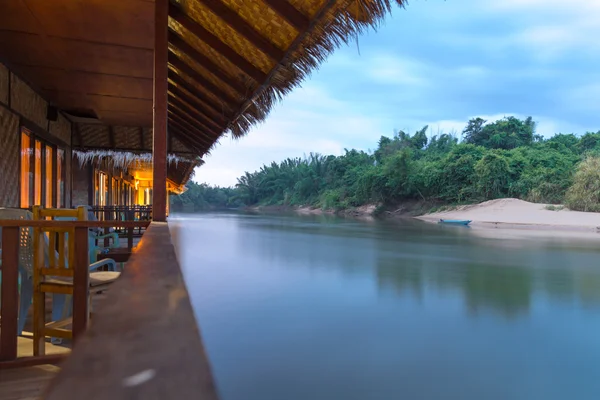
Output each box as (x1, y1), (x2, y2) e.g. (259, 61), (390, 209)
(475, 152), (511, 200)
(463, 116), (535, 149)
(565, 157), (600, 212)
(171, 115), (599, 214)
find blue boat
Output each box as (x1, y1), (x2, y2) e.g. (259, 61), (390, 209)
(439, 219), (472, 226)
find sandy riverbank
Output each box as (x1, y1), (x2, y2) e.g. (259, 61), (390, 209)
(418, 198), (600, 233)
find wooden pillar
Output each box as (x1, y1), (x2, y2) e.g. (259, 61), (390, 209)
(72, 226), (90, 342)
(152, 0), (169, 222)
(0, 227), (20, 361)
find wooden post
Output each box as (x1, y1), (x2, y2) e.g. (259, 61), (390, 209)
(152, 0), (169, 222)
(0, 227), (20, 361)
(72, 226), (90, 342)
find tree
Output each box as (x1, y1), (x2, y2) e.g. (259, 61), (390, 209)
(462, 117), (487, 145)
(475, 152), (511, 199)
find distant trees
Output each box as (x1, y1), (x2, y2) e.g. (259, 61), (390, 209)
(462, 116), (535, 149)
(171, 115), (600, 213)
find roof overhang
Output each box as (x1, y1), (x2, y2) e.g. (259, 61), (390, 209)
(0, 0), (403, 162)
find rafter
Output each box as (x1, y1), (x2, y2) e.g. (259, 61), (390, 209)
(169, 3), (267, 83)
(169, 104), (220, 138)
(168, 124), (207, 152)
(262, 0), (309, 31)
(168, 109), (218, 141)
(167, 81), (228, 125)
(167, 71), (233, 119)
(168, 30), (249, 96)
(169, 116), (212, 146)
(168, 93), (223, 132)
(196, 0), (284, 60)
(168, 51), (238, 106)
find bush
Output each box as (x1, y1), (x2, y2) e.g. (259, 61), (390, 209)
(565, 157), (600, 212)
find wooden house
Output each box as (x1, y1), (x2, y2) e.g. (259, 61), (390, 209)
(0, 0), (403, 398)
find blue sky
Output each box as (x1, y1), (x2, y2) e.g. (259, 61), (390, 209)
(195, 0), (600, 186)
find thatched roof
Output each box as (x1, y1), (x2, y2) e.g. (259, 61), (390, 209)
(167, 0), (405, 154)
(1, 0), (405, 161)
(73, 149), (201, 186)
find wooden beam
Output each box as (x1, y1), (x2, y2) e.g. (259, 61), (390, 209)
(168, 30), (248, 96)
(227, 0), (340, 133)
(168, 121), (211, 151)
(262, 0), (309, 31)
(167, 71), (232, 119)
(168, 109), (218, 141)
(153, 0), (169, 222)
(168, 51), (238, 106)
(168, 125), (205, 153)
(168, 94), (223, 132)
(197, 0), (284, 60)
(168, 3), (267, 83)
(168, 113), (218, 148)
(169, 122), (212, 149)
(168, 82), (227, 125)
(169, 105), (220, 139)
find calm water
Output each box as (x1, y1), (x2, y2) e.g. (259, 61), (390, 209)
(170, 212), (600, 400)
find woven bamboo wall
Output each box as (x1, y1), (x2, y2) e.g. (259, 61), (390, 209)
(49, 113), (72, 146)
(0, 63), (8, 105)
(114, 126), (141, 149)
(0, 105), (20, 207)
(10, 74), (47, 129)
(71, 159), (90, 207)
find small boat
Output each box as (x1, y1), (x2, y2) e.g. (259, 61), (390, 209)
(439, 219), (472, 226)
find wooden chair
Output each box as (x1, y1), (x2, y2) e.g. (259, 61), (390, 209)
(31, 206), (120, 356)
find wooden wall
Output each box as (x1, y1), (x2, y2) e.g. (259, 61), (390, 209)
(0, 61), (73, 208)
(71, 162), (91, 207)
(0, 106), (20, 207)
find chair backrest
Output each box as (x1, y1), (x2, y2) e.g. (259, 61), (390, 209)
(0, 208), (34, 278)
(32, 206), (87, 280)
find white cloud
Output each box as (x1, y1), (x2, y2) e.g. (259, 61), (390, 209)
(194, 85), (389, 186)
(365, 55), (432, 86)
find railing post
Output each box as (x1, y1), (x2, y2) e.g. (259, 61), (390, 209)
(152, 0), (169, 222)
(72, 226), (90, 342)
(0, 227), (20, 361)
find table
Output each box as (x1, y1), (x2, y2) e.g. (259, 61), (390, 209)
(97, 248), (132, 263)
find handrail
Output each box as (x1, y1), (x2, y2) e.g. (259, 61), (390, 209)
(43, 222), (219, 399)
(0, 221), (151, 228)
(0, 219), (151, 365)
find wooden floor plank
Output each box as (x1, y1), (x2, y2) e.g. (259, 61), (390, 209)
(0, 365), (60, 400)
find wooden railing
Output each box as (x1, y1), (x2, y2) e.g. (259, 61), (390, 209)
(0, 220), (150, 367)
(90, 205), (152, 248)
(90, 205), (153, 222)
(44, 222), (219, 399)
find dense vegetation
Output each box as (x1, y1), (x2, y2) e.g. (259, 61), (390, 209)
(170, 116), (600, 213)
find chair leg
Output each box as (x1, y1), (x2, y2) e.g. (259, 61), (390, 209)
(18, 277), (33, 336)
(50, 294), (71, 344)
(32, 291), (46, 356)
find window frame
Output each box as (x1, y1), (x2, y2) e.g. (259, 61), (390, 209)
(20, 127), (66, 209)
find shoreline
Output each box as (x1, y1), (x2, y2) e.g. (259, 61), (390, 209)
(248, 199), (600, 239)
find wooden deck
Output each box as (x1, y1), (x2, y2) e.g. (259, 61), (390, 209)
(0, 337), (69, 400)
(0, 364), (60, 400)
(0, 238), (135, 399)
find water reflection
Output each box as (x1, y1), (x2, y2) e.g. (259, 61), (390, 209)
(173, 212), (600, 400)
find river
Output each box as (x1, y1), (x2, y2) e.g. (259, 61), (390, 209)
(170, 212), (600, 400)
